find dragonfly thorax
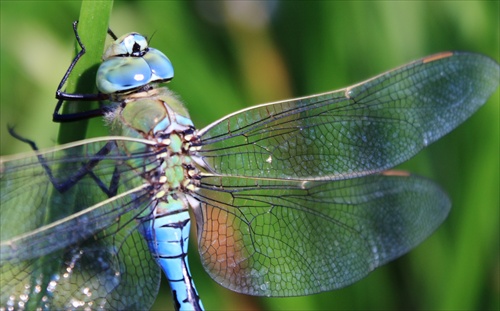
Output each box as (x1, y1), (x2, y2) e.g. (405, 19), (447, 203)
(107, 87), (194, 139)
(106, 86), (203, 215)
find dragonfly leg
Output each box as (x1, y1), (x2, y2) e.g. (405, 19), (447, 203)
(53, 21), (110, 123)
(8, 127), (120, 197)
(86, 165), (121, 197)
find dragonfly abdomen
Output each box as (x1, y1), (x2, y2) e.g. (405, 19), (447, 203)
(141, 208), (204, 311)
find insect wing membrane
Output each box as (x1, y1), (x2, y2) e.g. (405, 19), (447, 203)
(194, 173), (450, 296)
(197, 52), (500, 180)
(0, 138), (162, 309)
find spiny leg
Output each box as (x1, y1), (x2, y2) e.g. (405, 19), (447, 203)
(53, 21), (110, 122)
(8, 126), (120, 197)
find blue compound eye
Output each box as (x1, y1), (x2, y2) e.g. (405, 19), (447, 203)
(97, 34), (174, 94)
(143, 48), (174, 81)
(97, 57), (152, 94)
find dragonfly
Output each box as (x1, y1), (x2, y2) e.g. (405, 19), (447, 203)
(1, 21), (499, 311)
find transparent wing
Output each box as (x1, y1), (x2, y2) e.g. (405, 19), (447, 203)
(0, 137), (162, 309)
(198, 52), (499, 180)
(193, 172), (450, 296)
(1, 206), (161, 310)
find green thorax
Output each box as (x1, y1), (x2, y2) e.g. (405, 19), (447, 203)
(106, 87), (200, 216)
(107, 87), (194, 139)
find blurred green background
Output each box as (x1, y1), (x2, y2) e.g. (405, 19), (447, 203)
(1, 1), (498, 310)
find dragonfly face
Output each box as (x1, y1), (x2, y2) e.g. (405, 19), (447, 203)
(0, 22), (498, 311)
(97, 32), (174, 94)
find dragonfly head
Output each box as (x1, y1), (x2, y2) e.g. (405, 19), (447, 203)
(103, 33), (149, 58)
(97, 33), (174, 94)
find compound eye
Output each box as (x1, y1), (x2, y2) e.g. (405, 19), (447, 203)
(143, 48), (174, 81)
(96, 57), (152, 94)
